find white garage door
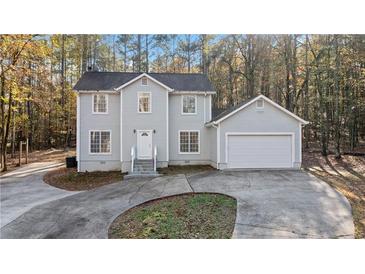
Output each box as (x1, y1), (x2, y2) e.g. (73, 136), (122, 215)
(227, 134), (293, 168)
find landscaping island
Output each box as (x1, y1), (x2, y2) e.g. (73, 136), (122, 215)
(109, 193), (237, 239)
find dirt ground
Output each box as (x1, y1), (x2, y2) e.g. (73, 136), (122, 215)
(1, 148), (75, 174)
(302, 152), (365, 238)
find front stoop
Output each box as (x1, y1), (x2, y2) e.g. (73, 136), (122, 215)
(125, 159), (160, 178)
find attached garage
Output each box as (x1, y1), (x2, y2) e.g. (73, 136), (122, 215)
(226, 133), (294, 168)
(207, 95), (309, 170)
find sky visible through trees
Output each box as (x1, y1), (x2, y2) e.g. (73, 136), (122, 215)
(0, 34), (364, 171)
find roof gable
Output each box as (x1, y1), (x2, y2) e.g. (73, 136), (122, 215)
(115, 73), (173, 91)
(73, 72), (215, 92)
(208, 95), (309, 125)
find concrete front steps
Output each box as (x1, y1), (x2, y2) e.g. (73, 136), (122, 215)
(124, 159), (161, 178)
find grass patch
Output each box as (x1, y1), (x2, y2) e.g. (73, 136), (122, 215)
(158, 165), (214, 176)
(109, 193), (237, 239)
(44, 167), (123, 191)
(303, 152), (365, 239)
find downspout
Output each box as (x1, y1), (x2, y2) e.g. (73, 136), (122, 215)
(76, 91), (81, 172)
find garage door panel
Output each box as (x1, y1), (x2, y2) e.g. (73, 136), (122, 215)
(227, 135), (292, 168)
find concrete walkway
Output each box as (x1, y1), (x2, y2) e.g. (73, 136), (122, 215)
(0, 168), (354, 239)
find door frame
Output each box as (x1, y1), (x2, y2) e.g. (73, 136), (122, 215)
(137, 129), (153, 159)
(225, 132), (295, 168)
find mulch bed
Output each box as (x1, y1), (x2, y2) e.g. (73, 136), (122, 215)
(109, 193), (237, 239)
(158, 165), (214, 176)
(43, 167), (124, 191)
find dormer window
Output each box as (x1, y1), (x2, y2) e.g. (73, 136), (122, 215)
(256, 99), (264, 110)
(141, 76), (148, 86)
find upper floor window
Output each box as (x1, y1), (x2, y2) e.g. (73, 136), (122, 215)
(89, 130), (111, 154)
(256, 99), (264, 110)
(141, 76), (148, 86)
(138, 92), (151, 113)
(182, 95), (197, 114)
(93, 94), (108, 114)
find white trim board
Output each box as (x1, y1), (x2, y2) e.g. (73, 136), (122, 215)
(76, 94), (80, 171)
(224, 132), (295, 168)
(166, 90), (169, 161)
(76, 90), (117, 94)
(120, 90), (123, 163)
(171, 91), (216, 95)
(217, 124), (220, 164)
(207, 94), (309, 126)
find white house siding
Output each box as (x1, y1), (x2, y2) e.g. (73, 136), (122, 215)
(78, 93), (121, 171)
(121, 79), (168, 172)
(168, 94), (213, 166)
(217, 101), (302, 169)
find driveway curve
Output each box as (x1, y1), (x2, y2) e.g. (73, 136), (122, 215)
(0, 169), (354, 239)
(0, 162), (76, 228)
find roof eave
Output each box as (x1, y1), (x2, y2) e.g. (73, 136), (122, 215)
(171, 90), (216, 95)
(74, 89), (118, 93)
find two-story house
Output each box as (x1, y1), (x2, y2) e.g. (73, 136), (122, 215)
(74, 72), (308, 175)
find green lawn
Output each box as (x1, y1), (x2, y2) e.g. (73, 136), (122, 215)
(109, 193), (237, 239)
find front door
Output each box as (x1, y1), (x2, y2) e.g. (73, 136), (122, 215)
(137, 130), (152, 159)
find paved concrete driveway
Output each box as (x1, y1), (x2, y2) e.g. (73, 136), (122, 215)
(189, 170), (354, 238)
(0, 162), (75, 228)
(0, 168), (354, 238)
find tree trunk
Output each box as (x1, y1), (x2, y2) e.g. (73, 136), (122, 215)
(1, 87), (13, 171)
(137, 35), (141, 72)
(187, 35), (191, 73)
(334, 35), (341, 158)
(303, 35), (310, 149)
(145, 35), (149, 73)
(81, 35), (88, 73)
(61, 35), (66, 108)
(124, 38), (127, 72)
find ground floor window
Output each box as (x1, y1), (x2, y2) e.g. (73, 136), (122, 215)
(90, 130), (111, 154)
(179, 130), (200, 153)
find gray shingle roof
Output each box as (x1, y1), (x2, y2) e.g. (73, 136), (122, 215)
(209, 97), (255, 122)
(73, 72), (215, 92)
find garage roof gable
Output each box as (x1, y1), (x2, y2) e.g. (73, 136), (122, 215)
(207, 95), (309, 125)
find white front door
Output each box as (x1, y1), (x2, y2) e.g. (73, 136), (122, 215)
(137, 130), (152, 159)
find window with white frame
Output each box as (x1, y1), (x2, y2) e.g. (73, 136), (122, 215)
(93, 94), (108, 113)
(90, 130), (111, 154)
(182, 95), (197, 114)
(256, 99), (264, 110)
(179, 131), (199, 153)
(138, 92), (151, 113)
